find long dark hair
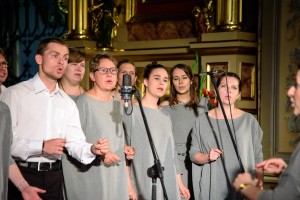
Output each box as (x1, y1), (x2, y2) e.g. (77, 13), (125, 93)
(169, 64), (199, 115)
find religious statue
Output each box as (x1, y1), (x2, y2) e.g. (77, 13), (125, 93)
(89, 0), (121, 49)
(192, 0), (214, 41)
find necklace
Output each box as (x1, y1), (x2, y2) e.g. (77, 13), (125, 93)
(59, 82), (82, 96)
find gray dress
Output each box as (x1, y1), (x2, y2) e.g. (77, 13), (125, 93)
(62, 94), (128, 200)
(190, 112), (263, 200)
(123, 105), (181, 200)
(258, 142), (300, 200)
(0, 102), (13, 200)
(162, 98), (208, 199)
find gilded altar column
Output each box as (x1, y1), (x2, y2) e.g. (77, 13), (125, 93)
(65, 0), (89, 39)
(215, 0), (243, 31)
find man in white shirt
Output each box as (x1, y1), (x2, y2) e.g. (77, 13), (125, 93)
(1, 37), (109, 200)
(0, 48), (8, 96)
(1, 101), (46, 200)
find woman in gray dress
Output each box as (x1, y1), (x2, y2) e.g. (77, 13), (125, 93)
(189, 72), (263, 200)
(123, 63), (190, 200)
(160, 64), (208, 200)
(58, 48), (86, 101)
(62, 53), (134, 200)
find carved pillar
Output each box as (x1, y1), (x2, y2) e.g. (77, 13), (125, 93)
(65, 0), (90, 39)
(215, 0), (243, 31)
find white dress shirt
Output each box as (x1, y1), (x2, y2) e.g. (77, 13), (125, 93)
(0, 84), (6, 97)
(0, 74), (95, 164)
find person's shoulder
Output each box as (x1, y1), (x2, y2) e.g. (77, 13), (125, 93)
(240, 111), (256, 120)
(9, 79), (31, 89)
(2, 80), (32, 98)
(160, 100), (169, 106)
(75, 93), (88, 104)
(58, 89), (74, 101)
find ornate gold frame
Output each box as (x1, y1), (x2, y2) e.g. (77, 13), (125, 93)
(240, 62), (255, 100)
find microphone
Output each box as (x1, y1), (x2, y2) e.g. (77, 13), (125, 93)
(199, 70), (225, 76)
(120, 74), (132, 108)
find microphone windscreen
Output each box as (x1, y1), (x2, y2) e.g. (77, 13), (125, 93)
(122, 74), (131, 87)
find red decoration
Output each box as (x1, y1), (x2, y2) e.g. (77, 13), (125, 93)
(202, 88), (217, 107)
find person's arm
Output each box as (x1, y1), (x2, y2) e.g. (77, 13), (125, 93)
(232, 172), (261, 200)
(193, 148), (223, 164)
(64, 101), (98, 164)
(1, 89), (44, 160)
(189, 119), (202, 164)
(176, 174), (190, 200)
(255, 167), (264, 189)
(253, 122), (264, 188)
(9, 163), (46, 200)
(126, 163), (137, 200)
(239, 185), (261, 200)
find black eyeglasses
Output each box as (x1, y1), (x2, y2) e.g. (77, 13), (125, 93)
(94, 67), (118, 75)
(0, 61), (8, 68)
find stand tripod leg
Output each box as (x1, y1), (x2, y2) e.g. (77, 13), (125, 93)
(152, 178), (157, 200)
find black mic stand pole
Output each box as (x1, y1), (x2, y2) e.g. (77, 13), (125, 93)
(133, 89), (169, 200)
(207, 71), (245, 173)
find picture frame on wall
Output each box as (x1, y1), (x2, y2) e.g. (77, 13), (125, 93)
(241, 62), (255, 101)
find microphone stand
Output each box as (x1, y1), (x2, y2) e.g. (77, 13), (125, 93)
(206, 71), (245, 173)
(133, 89), (169, 200)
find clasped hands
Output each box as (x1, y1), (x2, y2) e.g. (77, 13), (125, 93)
(42, 138), (136, 165)
(42, 138), (110, 156)
(99, 145), (135, 165)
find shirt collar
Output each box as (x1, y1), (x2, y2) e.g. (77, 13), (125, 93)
(32, 74), (63, 96)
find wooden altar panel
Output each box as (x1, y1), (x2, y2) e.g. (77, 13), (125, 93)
(126, 0), (199, 22)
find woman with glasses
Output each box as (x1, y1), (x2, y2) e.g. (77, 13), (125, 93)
(58, 48), (86, 100)
(62, 53), (135, 200)
(189, 72), (263, 200)
(0, 48), (8, 96)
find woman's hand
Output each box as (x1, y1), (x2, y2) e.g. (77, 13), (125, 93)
(208, 148), (223, 162)
(177, 174), (190, 200)
(124, 145), (136, 160)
